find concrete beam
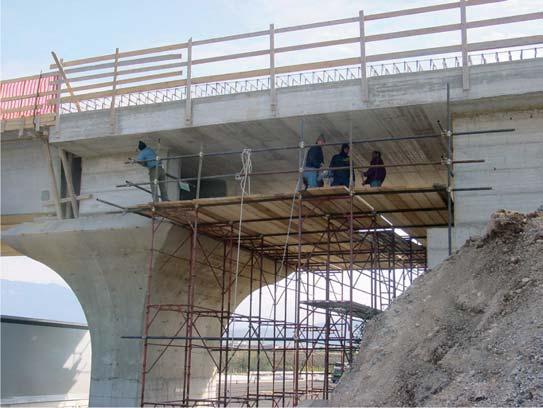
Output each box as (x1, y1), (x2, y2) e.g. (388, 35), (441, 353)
(50, 60), (543, 150)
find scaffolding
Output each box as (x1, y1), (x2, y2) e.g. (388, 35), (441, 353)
(108, 86), (514, 407)
(125, 188), (432, 407)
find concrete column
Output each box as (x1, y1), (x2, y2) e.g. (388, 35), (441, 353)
(427, 108), (543, 268)
(454, 108), (543, 245)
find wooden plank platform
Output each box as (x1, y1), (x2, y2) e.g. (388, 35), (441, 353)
(132, 185), (447, 269)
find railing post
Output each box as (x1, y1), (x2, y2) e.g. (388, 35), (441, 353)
(185, 38), (193, 126)
(359, 10), (368, 101)
(460, 0), (470, 90)
(269, 24), (277, 115)
(54, 72), (63, 130)
(110, 47), (120, 134)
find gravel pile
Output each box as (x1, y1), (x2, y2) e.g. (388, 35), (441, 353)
(326, 209), (543, 407)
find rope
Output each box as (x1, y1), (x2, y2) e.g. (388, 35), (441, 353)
(228, 146), (307, 390)
(232, 149), (252, 306)
(228, 148), (252, 392)
(261, 148), (309, 341)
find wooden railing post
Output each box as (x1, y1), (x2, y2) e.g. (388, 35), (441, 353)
(359, 10), (368, 101)
(54, 72), (63, 130)
(269, 24), (277, 115)
(110, 47), (120, 133)
(185, 38), (193, 126)
(460, 0), (470, 90)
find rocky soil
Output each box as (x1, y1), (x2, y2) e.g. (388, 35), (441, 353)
(327, 209), (543, 407)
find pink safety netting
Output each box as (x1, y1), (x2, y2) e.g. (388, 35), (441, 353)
(1, 75), (58, 120)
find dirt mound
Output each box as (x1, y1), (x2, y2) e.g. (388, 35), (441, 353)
(328, 210), (543, 407)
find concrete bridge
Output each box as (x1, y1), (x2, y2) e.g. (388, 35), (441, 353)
(2, 1), (542, 406)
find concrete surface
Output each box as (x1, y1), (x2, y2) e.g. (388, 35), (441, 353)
(454, 108), (543, 245)
(426, 108), (543, 267)
(2, 213), (276, 406)
(426, 228), (449, 270)
(1, 139), (59, 216)
(51, 59), (543, 151)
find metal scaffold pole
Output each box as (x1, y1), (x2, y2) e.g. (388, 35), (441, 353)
(447, 82), (454, 256)
(139, 213), (157, 407)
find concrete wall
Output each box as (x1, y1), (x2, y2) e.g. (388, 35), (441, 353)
(1, 139), (58, 216)
(426, 227), (449, 270)
(0, 316), (90, 407)
(427, 108), (543, 268)
(454, 108), (543, 246)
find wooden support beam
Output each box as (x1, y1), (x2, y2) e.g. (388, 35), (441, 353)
(53, 73), (62, 130)
(41, 139), (62, 219)
(359, 10), (368, 101)
(185, 38), (193, 126)
(51, 52), (81, 112)
(460, 0), (470, 90)
(43, 194), (92, 206)
(270, 24), (277, 115)
(110, 48), (120, 133)
(59, 149), (79, 218)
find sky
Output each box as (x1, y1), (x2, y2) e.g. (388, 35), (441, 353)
(1, 0), (542, 323)
(1, 0), (542, 79)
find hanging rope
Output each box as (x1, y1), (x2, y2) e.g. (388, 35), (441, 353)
(228, 148), (253, 390)
(237, 148), (252, 195)
(228, 145), (307, 386)
(261, 147), (309, 341)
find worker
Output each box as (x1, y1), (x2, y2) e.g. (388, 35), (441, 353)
(303, 134), (326, 189)
(363, 150), (386, 187)
(132, 141), (169, 202)
(329, 143), (354, 187)
(331, 362), (344, 384)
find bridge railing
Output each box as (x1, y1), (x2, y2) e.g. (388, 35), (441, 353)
(0, 73), (59, 131)
(56, 45), (542, 114)
(2, 0), (542, 130)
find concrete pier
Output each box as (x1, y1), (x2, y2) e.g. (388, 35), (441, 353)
(3, 214), (271, 406)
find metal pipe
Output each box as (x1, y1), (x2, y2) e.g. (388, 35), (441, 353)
(117, 159), (486, 188)
(139, 214), (157, 406)
(126, 129), (514, 164)
(447, 82), (453, 256)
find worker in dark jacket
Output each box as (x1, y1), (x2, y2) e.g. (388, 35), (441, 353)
(303, 134), (326, 188)
(363, 150), (386, 187)
(329, 143), (354, 187)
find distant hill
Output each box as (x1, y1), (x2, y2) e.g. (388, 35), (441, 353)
(0, 280), (86, 324)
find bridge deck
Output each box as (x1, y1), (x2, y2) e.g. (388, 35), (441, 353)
(133, 185), (447, 268)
